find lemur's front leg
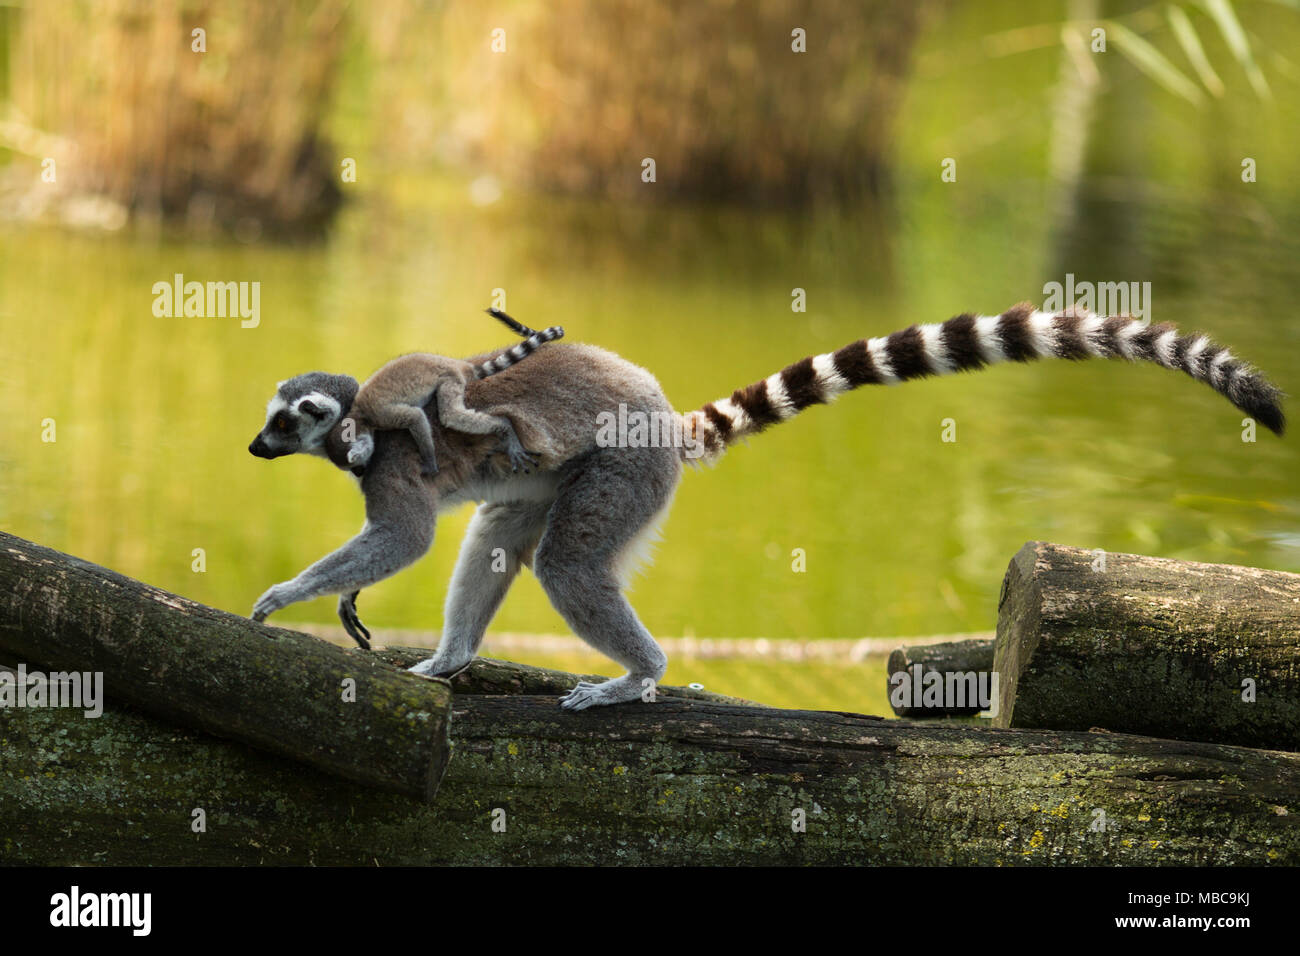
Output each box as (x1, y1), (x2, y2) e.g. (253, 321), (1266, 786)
(252, 465), (436, 626)
(252, 520), (433, 623)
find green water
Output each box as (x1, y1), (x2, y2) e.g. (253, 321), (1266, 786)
(3, 178), (1296, 644)
(3, 5), (1299, 652)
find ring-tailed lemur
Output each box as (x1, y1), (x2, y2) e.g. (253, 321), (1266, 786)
(249, 309), (561, 649)
(344, 316), (564, 476)
(248, 303), (1285, 708)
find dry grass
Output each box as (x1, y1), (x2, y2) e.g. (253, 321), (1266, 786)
(432, 0), (932, 204)
(4, 0), (933, 234)
(9, 0), (346, 238)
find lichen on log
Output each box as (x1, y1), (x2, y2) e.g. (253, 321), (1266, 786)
(3, 687), (1298, 865)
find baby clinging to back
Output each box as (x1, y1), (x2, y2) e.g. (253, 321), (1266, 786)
(344, 309), (564, 476)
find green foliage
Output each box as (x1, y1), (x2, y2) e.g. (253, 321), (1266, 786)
(1102, 1), (1281, 105)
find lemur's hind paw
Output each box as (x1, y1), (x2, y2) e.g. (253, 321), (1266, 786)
(559, 676), (646, 710)
(409, 655), (472, 679)
(506, 445), (539, 473)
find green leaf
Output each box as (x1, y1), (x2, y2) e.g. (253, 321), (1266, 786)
(1200, 0), (1272, 99)
(1167, 5), (1225, 96)
(1103, 20), (1206, 106)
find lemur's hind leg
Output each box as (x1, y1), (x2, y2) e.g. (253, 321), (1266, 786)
(409, 500), (551, 677)
(436, 386), (537, 473)
(533, 443), (682, 710)
(367, 402), (440, 475)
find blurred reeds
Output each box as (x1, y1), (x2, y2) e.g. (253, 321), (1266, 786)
(427, 0), (931, 204)
(8, 0), (346, 238)
(1, 0), (932, 237)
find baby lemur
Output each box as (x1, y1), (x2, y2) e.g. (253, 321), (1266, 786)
(345, 309), (564, 476)
(249, 303), (1285, 710)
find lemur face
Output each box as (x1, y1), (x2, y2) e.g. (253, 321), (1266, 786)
(249, 372), (357, 460)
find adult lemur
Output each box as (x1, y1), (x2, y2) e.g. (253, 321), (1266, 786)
(248, 303), (1285, 709)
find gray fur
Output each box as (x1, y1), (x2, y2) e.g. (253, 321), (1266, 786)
(248, 372), (358, 462)
(472, 324), (565, 379)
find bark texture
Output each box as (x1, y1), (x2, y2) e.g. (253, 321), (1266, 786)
(374, 647), (768, 707)
(4, 687), (1299, 865)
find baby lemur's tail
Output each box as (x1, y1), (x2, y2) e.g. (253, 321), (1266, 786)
(475, 310), (564, 379)
(681, 303), (1285, 463)
(486, 307), (538, 338)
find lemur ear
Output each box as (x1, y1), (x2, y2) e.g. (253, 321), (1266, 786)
(298, 399), (325, 419)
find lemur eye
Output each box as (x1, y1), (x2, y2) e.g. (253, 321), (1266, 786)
(274, 416), (290, 432)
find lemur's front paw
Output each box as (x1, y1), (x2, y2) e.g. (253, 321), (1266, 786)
(420, 458), (440, 477)
(251, 582), (296, 623)
(346, 434), (374, 468)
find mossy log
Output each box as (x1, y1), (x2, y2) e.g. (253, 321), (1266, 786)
(4, 672), (1300, 865)
(3, 531), (1299, 864)
(0, 532), (451, 802)
(995, 541), (1300, 750)
(887, 639), (996, 717)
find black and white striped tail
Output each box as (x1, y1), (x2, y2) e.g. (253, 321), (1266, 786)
(473, 324), (565, 379)
(682, 303), (1285, 462)
(485, 307), (539, 338)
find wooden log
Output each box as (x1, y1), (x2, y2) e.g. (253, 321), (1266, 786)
(887, 639), (996, 717)
(994, 541), (1300, 750)
(3, 685), (1298, 865)
(0, 532), (451, 802)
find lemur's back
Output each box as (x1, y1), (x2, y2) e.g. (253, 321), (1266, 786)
(462, 342), (672, 469)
